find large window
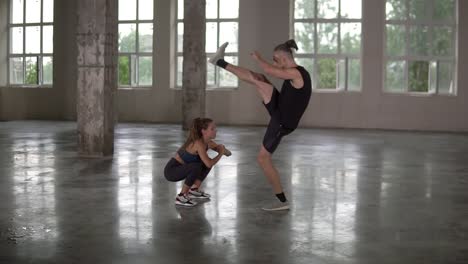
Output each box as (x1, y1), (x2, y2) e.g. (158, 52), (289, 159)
(293, 0), (362, 91)
(176, 0), (239, 89)
(8, 0), (54, 86)
(385, 0), (457, 94)
(118, 0), (154, 88)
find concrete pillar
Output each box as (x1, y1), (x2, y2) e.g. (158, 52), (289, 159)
(76, 0), (118, 156)
(182, 0), (206, 130)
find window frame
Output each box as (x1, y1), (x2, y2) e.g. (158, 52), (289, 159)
(175, 0), (240, 90)
(383, 0), (458, 95)
(292, 0), (363, 92)
(118, 0), (155, 89)
(7, 0), (54, 88)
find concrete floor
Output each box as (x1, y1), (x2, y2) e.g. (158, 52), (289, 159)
(0, 121), (467, 264)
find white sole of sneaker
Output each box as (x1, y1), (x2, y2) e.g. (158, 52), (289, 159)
(175, 201), (197, 207)
(261, 205), (290, 211)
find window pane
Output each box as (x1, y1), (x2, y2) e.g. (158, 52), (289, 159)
(386, 0), (406, 20)
(119, 24), (136, 52)
(294, 22), (314, 54)
(206, 22), (218, 53)
(409, 26), (429, 56)
(317, 58), (336, 89)
(338, 59), (345, 89)
(138, 56), (152, 86)
(25, 0), (41, 23)
(25, 26), (40, 54)
(317, 0), (338, 19)
(219, 0), (238, 19)
(130, 55), (137, 85)
(219, 22), (238, 53)
(138, 0), (153, 20)
(341, 23), (361, 54)
(207, 58), (216, 86)
(42, 56), (53, 84)
(409, 0), (430, 20)
(429, 61), (437, 92)
(178, 0), (184, 20)
(43, 25), (53, 54)
(206, 0), (218, 19)
(138, 23), (153, 52)
(296, 58), (314, 78)
(9, 57), (24, 84)
(348, 59), (361, 91)
(295, 0), (315, 19)
(119, 56), (130, 85)
(25, 56), (38, 85)
(434, 0), (455, 21)
(219, 56), (238, 87)
(386, 25), (405, 56)
(177, 56), (183, 86)
(433, 26), (453, 56)
(341, 0), (361, 19)
(119, 0), (136, 20)
(386, 60), (405, 92)
(11, 0), (24, 24)
(177, 22), (183, 53)
(438, 61), (454, 94)
(317, 23), (338, 54)
(408, 61), (429, 92)
(43, 0), (54, 23)
(10, 27), (23, 54)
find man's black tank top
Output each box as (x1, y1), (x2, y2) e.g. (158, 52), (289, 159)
(279, 66), (312, 129)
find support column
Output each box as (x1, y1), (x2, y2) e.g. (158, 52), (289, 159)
(76, 0), (118, 156)
(182, 0), (206, 130)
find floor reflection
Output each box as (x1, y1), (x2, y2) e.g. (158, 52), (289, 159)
(1, 122), (467, 263)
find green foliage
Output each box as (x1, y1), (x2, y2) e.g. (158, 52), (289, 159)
(25, 59), (38, 85)
(318, 58), (336, 89)
(138, 57), (152, 85)
(119, 56), (130, 85)
(408, 61), (429, 92)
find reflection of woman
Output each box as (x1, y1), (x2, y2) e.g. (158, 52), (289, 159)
(209, 40), (312, 211)
(164, 118), (231, 207)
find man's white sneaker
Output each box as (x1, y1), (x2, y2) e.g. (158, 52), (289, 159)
(261, 201), (290, 211)
(175, 194), (197, 207)
(208, 42), (229, 65)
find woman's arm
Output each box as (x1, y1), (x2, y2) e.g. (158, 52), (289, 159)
(196, 141), (224, 168)
(208, 140), (232, 156)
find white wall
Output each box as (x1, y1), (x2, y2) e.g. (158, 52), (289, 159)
(0, 0), (467, 132)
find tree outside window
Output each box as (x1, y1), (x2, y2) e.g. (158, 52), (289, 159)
(385, 0), (457, 94)
(176, 0), (239, 89)
(294, 0), (362, 91)
(8, 0), (54, 87)
(118, 0), (154, 88)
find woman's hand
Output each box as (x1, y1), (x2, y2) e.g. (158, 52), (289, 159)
(217, 144), (226, 155)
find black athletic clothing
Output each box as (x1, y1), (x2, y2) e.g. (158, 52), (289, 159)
(262, 66), (312, 153)
(278, 66), (312, 130)
(164, 158), (211, 186)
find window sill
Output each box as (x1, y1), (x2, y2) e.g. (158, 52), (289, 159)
(312, 88), (361, 93)
(3, 85), (53, 89)
(118, 86), (153, 91)
(383, 90), (458, 97)
(171, 86), (239, 91)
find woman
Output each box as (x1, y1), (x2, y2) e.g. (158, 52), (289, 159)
(164, 117), (230, 207)
(209, 39), (312, 211)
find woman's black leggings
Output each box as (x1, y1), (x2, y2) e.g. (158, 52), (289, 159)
(164, 158), (211, 187)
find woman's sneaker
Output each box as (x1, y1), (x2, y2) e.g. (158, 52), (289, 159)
(175, 194), (197, 207)
(188, 188), (211, 199)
